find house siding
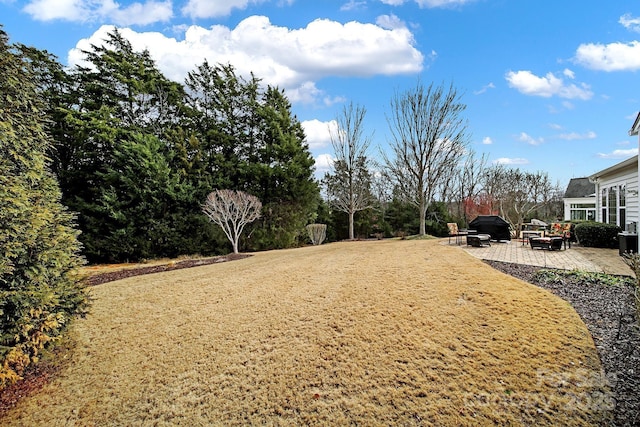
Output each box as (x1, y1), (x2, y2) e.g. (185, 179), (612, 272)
(593, 165), (638, 230)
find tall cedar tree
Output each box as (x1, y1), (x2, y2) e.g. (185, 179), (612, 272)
(0, 30), (88, 388)
(51, 30), (213, 262)
(185, 64), (318, 250)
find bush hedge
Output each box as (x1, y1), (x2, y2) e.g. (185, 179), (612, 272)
(0, 31), (89, 389)
(574, 221), (621, 248)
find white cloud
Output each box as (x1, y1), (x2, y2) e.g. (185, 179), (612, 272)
(376, 14), (405, 30)
(473, 82), (495, 95)
(341, 0), (367, 11)
(381, 0), (474, 7)
(518, 132), (544, 146)
(557, 131), (597, 141)
(314, 154), (335, 175)
(302, 119), (337, 150)
(563, 68), (575, 79)
(574, 41), (640, 71)
(481, 136), (492, 145)
(493, 157), (529, 165)
(181, 0), (259, 19)
(505, 70), (593, 100)
(23, 0), (172, 26)
(620, 13), (640, 33)
(597, 148), (638, 159)
(68, 17), (423, 104)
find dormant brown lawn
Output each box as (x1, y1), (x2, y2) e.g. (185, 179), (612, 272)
(2, 239), (612, 426)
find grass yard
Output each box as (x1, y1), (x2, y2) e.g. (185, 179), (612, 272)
(1, 239), (612, 426)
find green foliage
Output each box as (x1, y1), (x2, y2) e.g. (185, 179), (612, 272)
(424, 202), (453, 237)
(385, 198), (421, 237)
(574, 221), (621, 248)
(533, 269), (635, 288)
(39, 31), (319, 262)
(621, 253), (640, 306)
(0, 30), (89, 388)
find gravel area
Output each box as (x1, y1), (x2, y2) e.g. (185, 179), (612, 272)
(486, 260), (640, 427)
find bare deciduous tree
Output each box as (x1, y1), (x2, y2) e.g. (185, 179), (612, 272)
(483, 166), (554, 236)
(323, 102), (374, 240)
(383, 81), (470, 235)
(454, 150), (489, 225)
(202, 189), (262, 254)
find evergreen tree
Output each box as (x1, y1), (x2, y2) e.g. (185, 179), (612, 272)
(0, 29), (88, 388)
(247, 86), (319, 249)
(51, 29), (196, 262)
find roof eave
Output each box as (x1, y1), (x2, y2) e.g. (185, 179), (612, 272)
(629, 112), (640, 136)
(589, 155), (639, 182)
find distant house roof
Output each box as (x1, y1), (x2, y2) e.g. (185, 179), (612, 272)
(564, 177), (595, 198)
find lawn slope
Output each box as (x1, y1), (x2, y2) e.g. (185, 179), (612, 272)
(1, 239), (611, 426)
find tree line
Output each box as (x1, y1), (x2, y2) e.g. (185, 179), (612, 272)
(7, 27), (564, 262)
(323, 84), (564, 241)
(27, 29), (319, 263)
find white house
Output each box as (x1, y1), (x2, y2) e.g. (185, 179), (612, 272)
(563, 177), (596, 221)
(585, 113), (640, 231)
(588, 155), (638, 232)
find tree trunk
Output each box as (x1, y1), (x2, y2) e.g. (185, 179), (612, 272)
(349, 211), (355, 240)
(419, 202), (427, 236)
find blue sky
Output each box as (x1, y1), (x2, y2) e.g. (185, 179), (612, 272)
(2, 0), (640, 189)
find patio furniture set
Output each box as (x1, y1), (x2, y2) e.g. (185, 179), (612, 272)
(448, 219), (573, 251)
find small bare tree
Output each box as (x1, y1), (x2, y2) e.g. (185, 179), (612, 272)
(306, 224), (327, 245)
(202, 189), (262, 254)
(323, 102), (374, 240)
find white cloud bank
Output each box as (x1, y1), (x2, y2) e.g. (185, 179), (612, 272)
(505, 70), (593, 100)
(574, 41), (640, 72)
(301, 119), (337, 150)
(67, 16), (424, 104)
(597, 148), (638, 159)
(493, 157), (529, 165)
(23, 0), (173, 26)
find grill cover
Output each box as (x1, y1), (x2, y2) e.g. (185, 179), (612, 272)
(468, 215), (511, 241)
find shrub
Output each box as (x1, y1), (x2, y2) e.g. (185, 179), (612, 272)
(574, 221), (621, 248)
(0, 32), (89, 389)
(306, 224), (327, 245)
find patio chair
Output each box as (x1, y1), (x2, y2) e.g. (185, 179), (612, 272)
(447, 223), (459, 244)
(549, 222), (572, 248)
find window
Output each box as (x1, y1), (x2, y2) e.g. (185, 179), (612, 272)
(619, 185), (626, 229)
(608, 187), (617, 224)
(569, 203), (596, 221)
(601, 184), (627, 227)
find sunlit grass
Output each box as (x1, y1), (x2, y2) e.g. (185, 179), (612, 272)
(2, 240), (612, 426)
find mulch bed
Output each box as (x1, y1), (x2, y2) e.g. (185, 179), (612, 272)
(83, 253), (251, 286)
(487, 260), (640, 427)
